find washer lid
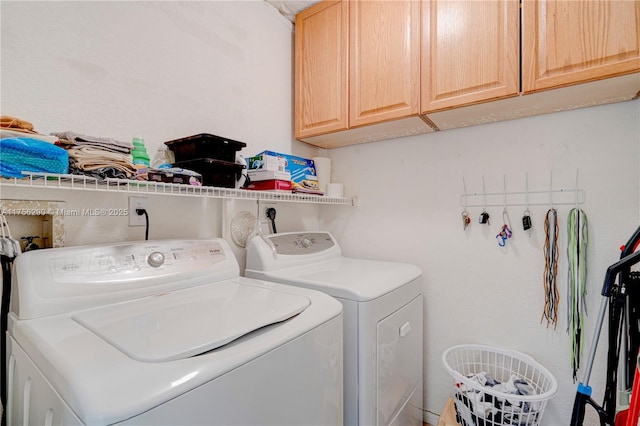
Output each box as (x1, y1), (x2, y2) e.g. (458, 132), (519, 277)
(72, 280), (310, 362)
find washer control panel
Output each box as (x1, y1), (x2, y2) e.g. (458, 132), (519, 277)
(267, 232), (335, 255)
(49, 240), (225, 284)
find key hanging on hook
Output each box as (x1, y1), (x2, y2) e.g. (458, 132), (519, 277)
(461, 177), (471, 231)
(522, 210), (532, 231)
(496, 175), (512, 245)
(479, 175), (490, 225)
(496, 224), (512, 246)
(461, 210), (470, 230)
(522, 172), (533, 231)
(496, 208), (513, 246)
(479, 210), (490, 225)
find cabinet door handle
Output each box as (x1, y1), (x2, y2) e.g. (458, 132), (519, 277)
(399, 321), (411, 337)
(23, 377), (32, 426)
(44, 409), (54, 426)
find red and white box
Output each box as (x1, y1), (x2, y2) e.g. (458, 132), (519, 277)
(243, 179), (293, 192)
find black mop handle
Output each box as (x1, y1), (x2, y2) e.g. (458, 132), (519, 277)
(620, 226), (640, 258)
(601, 250), (640, 297)
(576, 239), (640, 386)
(571, 231), (640, 426)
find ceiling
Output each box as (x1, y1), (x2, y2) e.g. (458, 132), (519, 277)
(264, 0), (320, 22)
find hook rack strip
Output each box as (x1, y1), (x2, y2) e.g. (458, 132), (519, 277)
(460, 188), (585, 208)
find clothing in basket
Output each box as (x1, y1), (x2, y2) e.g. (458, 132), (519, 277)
(455, 371), (540, 425)
(442, 345), (558, 426)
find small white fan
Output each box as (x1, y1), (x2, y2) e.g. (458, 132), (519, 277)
(230, 211), (256, 247)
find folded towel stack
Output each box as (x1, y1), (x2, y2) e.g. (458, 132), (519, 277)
(53, 131), (133, 154)
(0, 137), (69, 178)
(0, 116), (36, 134)
(53, 131), (136, 180)
(0, 115), (58, 143)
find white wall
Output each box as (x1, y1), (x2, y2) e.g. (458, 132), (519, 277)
(1, 0), (314, 157)
(321, 99), (640, 425)
(2, 2), (640, 426)
(0, 0), (320, 259)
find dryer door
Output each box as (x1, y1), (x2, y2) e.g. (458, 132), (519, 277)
(376, 295), (423, 426)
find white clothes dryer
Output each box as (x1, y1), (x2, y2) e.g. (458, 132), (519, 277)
(6, 238), (343, 425)
(245, 231), (423, 426)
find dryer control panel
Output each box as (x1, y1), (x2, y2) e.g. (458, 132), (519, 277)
(267, 232), (335, 255)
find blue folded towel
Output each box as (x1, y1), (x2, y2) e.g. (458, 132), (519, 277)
(0, 137), (69, 178)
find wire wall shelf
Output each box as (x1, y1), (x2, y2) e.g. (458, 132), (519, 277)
(0, 173), (355, 206)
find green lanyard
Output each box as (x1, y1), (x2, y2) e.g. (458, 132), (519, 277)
(567, 207), (588, 381)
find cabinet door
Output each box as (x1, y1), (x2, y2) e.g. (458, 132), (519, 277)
(522, 0), (640, 93)
(349, 0), (421, 128)
(295, 1), (349, 139)
(421, 0), (519, 113)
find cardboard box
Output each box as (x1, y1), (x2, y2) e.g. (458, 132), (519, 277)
(247, 153), (286, 172)
(292, 175), (321, 193)
(248, 151), (319, 192)
(247, 169), (291, 182)
(437, 398), (461, 426)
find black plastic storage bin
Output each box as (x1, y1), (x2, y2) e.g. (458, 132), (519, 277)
(164, 133), (246, 163)
(173, 158), (245, 188)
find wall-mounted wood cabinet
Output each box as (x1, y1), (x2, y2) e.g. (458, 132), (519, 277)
(522, 0), (640, 93)
(349, 0), (421, 127)
(295, 0), (640, 148)
(294, 1), (348, 139)
(429, 0), (640, 130)
(420, 0), (519, 113)
(295, 0), (434, 148)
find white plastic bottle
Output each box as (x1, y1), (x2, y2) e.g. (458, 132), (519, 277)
(151, 147), (172, 169)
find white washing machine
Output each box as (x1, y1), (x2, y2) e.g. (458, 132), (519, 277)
(245, 231), (423, 426)
(6, 238), (343, 425)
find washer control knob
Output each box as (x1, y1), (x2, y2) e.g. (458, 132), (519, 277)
(300, 237), (312, 248)
(147, 251), (165, 268)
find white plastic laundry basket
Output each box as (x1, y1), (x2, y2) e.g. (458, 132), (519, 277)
(442, 345), (558, 426)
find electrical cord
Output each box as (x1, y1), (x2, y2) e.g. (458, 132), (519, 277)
(1, 255), (14, 424)
(266, 207), (277, 233)
(136, 208), (149, 240)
